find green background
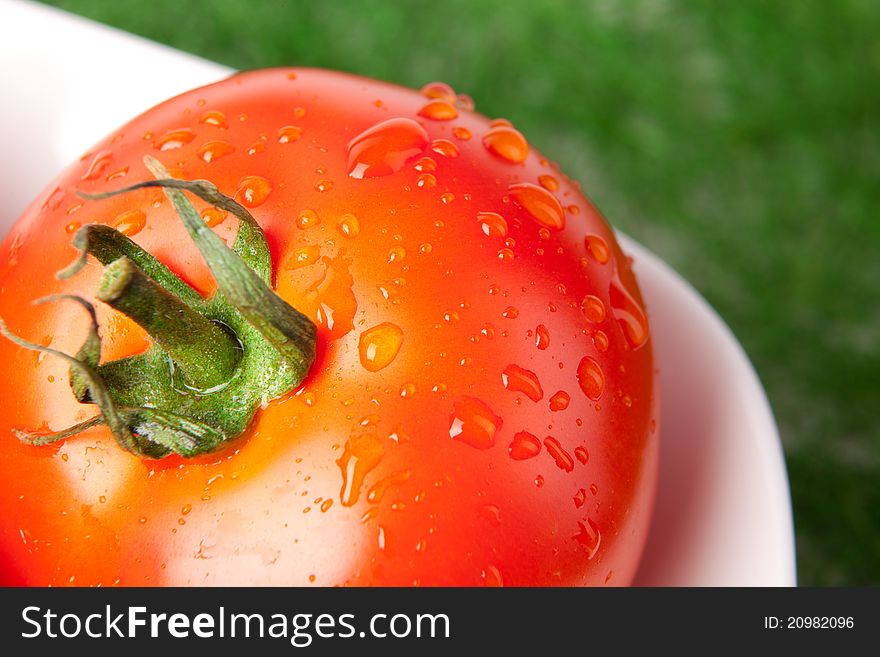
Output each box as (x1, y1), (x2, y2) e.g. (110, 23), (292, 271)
(38, 0), (879, 586)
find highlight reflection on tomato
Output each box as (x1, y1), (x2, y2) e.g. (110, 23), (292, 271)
(0, 69), (658, 586)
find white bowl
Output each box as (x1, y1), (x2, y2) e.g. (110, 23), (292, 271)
(0, 0), (796, 586)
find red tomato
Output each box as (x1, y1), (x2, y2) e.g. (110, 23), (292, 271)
(0, 69), (657, 586)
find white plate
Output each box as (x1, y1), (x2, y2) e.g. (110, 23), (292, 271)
(0, 0), (796, 586)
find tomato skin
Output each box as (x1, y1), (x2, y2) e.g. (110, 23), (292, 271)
(0, 69), (657, 586)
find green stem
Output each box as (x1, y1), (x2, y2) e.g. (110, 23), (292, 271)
(97, 257), (241, 391)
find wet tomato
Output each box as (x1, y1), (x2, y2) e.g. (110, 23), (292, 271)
(0, 69), (657, 586)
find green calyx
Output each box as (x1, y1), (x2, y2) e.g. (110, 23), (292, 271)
(0, 156), (317, 459)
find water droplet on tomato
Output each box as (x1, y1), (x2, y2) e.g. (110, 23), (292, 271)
(347, 117), (429, 179)
(200, 207), (227, 227)
(315, 179), (334, 192)
(234, 176), (271, 208)
(337, 433), (384, 507)
(535, 324), (550, 350)
(449, 397), (502, 449)
(577, 356), (605, 401)
(456, 94), (475, 111)
(452, 126), (472, 141)
(286, 244), (321, 269)
(538, 174), (559, 191)
(610, 268), (649, 349)
(544, 436), (574, 472)
(387, 245), (406, 263)
(278, 125), (303, 143)
(574, 488), (587, 508)
(416, 173), (437, 188)
(413, 156), (437, 172)
(358, 322), (404, 371)
(575, 518), (601, 559)
(508, 182), (565, 230)
(81, 150), (113, 181)
(482, 125), (529, 163)
(482, 565), (504, 587)
(420, 81), (456, 102)
(502, 364), (544, 402)
(247, 142), (265, 156)
(296, 209), (320, 229)
(400, 382), (416, 398)
(336, 213), (360, 238)
(154, 128), (195, 151)
(581, 294), (606, 323)
(593, 330), (609, 352)
(440, 192), (455, 205)
(418, 100), (458, 121)
(497, 247), (515, 262)
(113, 209), (146, 236)
(535, 475), (545, 488)
(431, 138), (459, 158)
(575, 446), (589, 464)
(321, 499), (334, 512)
(197, 140), (234, 163)
(479, 504), (502, 526)
(65, 221), (81, 234)
(502, 306), (519, 319)
(199, 110), (227, 128)
(478, 211), (508, 237)
(549, 391), (570, 411)
(366, 469), (411, 504)
(586, 234), (610, 264)
(508, 431), (541, 460)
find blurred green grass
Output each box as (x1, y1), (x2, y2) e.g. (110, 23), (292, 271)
(39, 0), (880, 586)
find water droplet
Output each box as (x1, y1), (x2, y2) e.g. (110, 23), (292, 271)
(321, 499), (334, 512)
(154, 128), (195, 151)
(197, 140), (234, 163)
(81, 150), (113, 181)
(336, 213), (360, 238)
(201, 207), (227, 228)
(276, 125), (303, 143)
(452, 126), (472, 141)
(577, 356), (605, 401)
(431, 138), (459, 158)
(482, 125), (529, 163)
(502, 306), (519, 319)
(549, 391), (570, 411)
(449, 397), (502, 449)
(482, 565), (504, 587)
(234, 176), (271, 208)
(420, 81), (456, 103)
(574, 518), (601, 559)
(535, 475), (545, 488)
(360, 413), (381, 427)
(413, 156), (437, 172)
(574, 488), (587, 508)
(443, 310), (460, 323)
(590, 483), (599, 496)
(502, 364), (544, 402)
(366, 469), (411, 504)
(387, 245), (406, 263)
(581, 295), (606, 323)
(296, 208), (321, 229)
(400, 382), (416, 398)
(593, 330), (609, 352)
(508, 182), (565, 230)
(294, 255), (358, 339)
(456, 94), (475, 111)
(65, 221), (81, 234)
(181, 503), (192, 515)
(497, 247), (515, 262)
(416, 173), (437, 188)
(481, 323), (495, 339)
(347, 117), (429, 179)
(478, 211), (508, 237)
(199, 110), (227, 128)
(418, 100), (458, 121)
(358, 322), (404, 371)
(287, 244), (321, 269)
(479, 504), (502, 526)
(585, 234), (610, 264)
(315, 179), (334, 192)
(106, 167), (128, 181)
(113, 209), (146, 236)
(610, 268), (649, 349)
(544, 436), (574, 472)
(337, 433), (385, 507)
(508, 431), (541, 460)
(535, 324), (550, 350)
(575, 446), (589, 465)
(440, 192), (455, 204)
(538, 174), (559, 191)
(247, 142), (266, 156)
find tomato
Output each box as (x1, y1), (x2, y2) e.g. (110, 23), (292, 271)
(0, 69), (657, 586)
